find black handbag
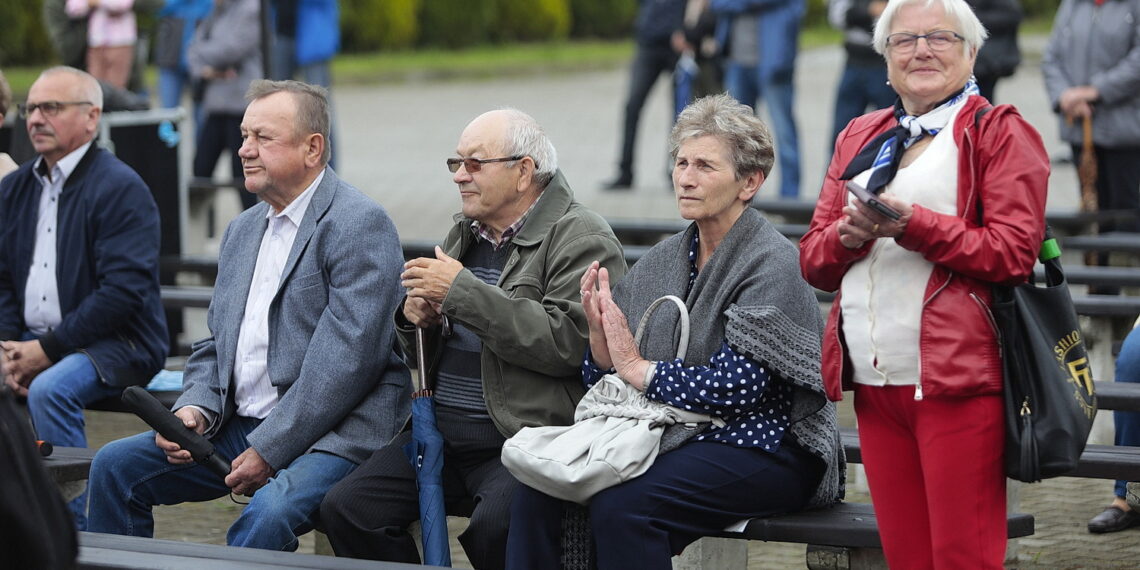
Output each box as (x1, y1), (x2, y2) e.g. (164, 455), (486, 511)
(993, 230), (1097, 482)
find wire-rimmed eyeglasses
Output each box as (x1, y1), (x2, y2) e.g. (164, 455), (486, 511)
(446, 156), (524, 173)
(886, 30), (965, 53)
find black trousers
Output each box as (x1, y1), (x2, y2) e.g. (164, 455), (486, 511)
(1070, 144), (1140, 234)
(320, 406), (515, 569)
(506, 440), (823, 570)
(615, 43), (678, 181)
(194, 112), (256, 210)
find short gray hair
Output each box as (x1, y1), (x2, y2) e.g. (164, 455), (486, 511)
(872, 0), (988, 57)
(497, 108), (558, 188)
(670, 93), (775, 180)
(39, 66), (103, 110)
(246, 79), (332, 165)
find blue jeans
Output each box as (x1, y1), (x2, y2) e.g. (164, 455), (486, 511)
(1115, 327), (1140, 498)
(87, 415), (357, 550)
(831, 62), (895, 150)
(26, 345), (121, 529)
(157, 66), (205, 139)
(724, 62), (801, 199)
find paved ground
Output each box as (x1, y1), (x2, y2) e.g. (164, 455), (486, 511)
(83, 34), (1140, 568)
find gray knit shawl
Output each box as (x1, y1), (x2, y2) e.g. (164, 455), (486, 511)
(612, 207), (845, 507)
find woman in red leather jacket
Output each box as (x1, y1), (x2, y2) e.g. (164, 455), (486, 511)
(799, 0), (1048, 566)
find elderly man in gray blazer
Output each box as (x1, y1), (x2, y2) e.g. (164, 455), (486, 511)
(86, 79), (411, 550)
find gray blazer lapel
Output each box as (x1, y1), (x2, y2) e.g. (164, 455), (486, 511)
(278, 168), (336, 291)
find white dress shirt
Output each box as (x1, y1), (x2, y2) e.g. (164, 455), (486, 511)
(840, 107), (962, 387)
(24, 141), (94, 336)
(231, 170), (323, 418)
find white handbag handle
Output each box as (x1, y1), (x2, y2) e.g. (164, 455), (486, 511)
(633, 295), (689, 362)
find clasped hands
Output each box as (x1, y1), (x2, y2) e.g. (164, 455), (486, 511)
(836, 193), (912, 250)
(401, 246), (464, 328)
(1, 339), (52, 397)
(156, 407), (274, 496)
(581, 261), (653, 390)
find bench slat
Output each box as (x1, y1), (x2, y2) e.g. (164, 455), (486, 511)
(1094, 381), (1140, 412)
(718, 503), (1033, 548)
(78, 531), (418, 569)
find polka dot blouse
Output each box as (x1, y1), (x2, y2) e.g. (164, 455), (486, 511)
(581, 230), (793, 451)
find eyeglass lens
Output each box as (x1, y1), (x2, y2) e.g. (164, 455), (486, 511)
(19, 101), (90, 119)
(888, 31), (959, 51)
(446, 158), (481, 173)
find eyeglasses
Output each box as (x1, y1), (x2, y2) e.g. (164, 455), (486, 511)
(886, 30), (965, 53)
(17, 101), (94, 119)
(446, 156), (524, 173)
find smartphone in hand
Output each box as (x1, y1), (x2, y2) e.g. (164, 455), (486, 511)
(846, 180), (902, 221)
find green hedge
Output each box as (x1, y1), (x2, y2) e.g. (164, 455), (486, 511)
(492, 0), (571, 43)
(340, 0), (420, 51)
(568, 0), (638, 39)
(0, 2), (55, 66)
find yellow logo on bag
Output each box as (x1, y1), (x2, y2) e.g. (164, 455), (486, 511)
(1054, 329), (1096, 419)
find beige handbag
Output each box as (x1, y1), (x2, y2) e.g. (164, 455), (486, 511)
(501, 296), (719, 504)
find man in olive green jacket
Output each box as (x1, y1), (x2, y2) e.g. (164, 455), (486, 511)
(321, 108), (627, 568)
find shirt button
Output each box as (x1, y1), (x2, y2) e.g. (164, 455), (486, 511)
(42, 296), (46, 301)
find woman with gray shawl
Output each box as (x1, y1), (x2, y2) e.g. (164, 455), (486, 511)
(505, 94), (844, 569)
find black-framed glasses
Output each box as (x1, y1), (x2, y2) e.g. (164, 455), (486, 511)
(886, 30), (965, 53)
(446, 155), (524, 173)
(17, 101), (94, 119)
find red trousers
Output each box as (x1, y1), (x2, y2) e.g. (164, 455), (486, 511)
(854, 384), (1006, 569)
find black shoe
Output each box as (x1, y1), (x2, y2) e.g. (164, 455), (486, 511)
(602, 176), (633, 190)
(1088, 506), (1140, 533)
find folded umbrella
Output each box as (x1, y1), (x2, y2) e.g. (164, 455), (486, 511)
(403, 325), (451, 567)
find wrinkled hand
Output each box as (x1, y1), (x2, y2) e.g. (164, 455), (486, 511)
(155, 407), (207, 464)
(1060, 86), (1098, 120)
(599, 296), (652, 390)
(1, 340), (52, 397)
(580, 262), (613, 369)
(402, 247), (464, 305)
(837, 193), (912, 249)
(226, 447), (274, 497)
(403, 296), (443, 328)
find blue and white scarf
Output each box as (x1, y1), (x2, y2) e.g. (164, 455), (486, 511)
(839, 79), (980, 195)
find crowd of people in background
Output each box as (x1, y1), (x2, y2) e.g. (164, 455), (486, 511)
(4, 0), (1140, 567)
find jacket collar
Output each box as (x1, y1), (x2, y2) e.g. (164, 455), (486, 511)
(451, 168), (575, 248)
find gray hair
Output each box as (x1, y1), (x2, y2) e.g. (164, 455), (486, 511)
(246, 79), (332, 165)
(872, 0), (988, 57)
(497, 108), (558, 188)
(0, 70), (9, 119)
(670, 93), (775, 180)
(38, 66), (103, 110)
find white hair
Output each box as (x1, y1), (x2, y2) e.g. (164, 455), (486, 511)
(872, 0), (988, 58)
(497, 108), (558, 188)
(39, 66), (104, 110)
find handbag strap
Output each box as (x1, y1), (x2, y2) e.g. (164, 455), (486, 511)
(633, 295), (689, 361)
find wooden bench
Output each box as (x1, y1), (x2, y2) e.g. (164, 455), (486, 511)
(605, 217), (809, 246)
(1040, 265), (1140, 288)
(78, 531), (419, 569)
(1095, 381), (1140, 412)
(1061, 232), (1140, 255)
